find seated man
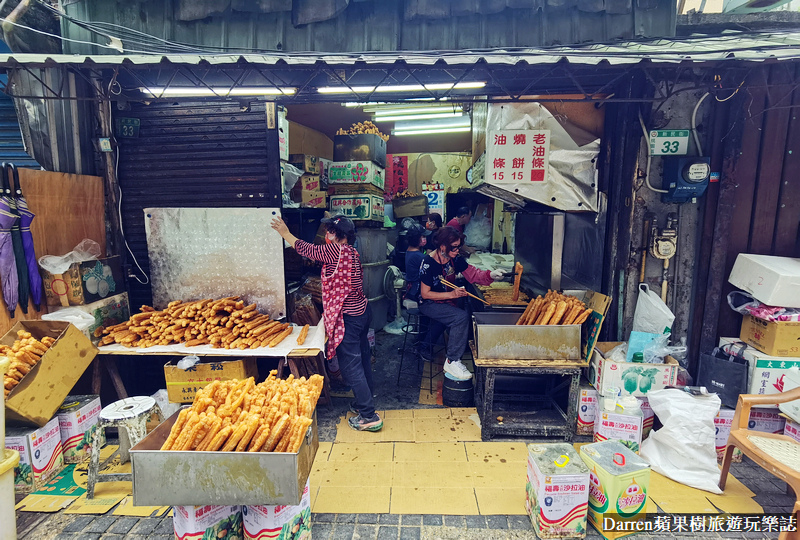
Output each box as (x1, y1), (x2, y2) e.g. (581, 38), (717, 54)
(403, 224), (429, 308)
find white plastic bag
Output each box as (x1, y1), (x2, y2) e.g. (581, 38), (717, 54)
(41, 308), (95, 332)
(632, 284), (675, 335)
(639, 388), (722, 494)
(38, 239), (102, 274)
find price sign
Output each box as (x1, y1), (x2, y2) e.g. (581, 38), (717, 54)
(486, 130), (550, 184)
(649, 130), (689, 155)
(115, 118), (140, 138)
(423, 182), (444, 217)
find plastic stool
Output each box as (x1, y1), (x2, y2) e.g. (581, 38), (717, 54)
(87, 396), (161, 499)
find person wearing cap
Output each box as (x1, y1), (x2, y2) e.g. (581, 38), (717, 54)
(418, 226), (506, 381)
(403, 224), (430, 305)
(271, 214), (382, 432)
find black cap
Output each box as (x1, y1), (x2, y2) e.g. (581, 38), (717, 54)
(321, 214), (355, 235)
(406, 224), (430, 247)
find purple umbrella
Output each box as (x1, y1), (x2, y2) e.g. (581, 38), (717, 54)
(9, 164), (42, 311)
(0, 162), (19, 315)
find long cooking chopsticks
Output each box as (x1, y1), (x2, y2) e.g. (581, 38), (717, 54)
(440, 278), (491, 306)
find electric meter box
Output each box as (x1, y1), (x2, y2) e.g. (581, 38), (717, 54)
(662, 156), (711, 204)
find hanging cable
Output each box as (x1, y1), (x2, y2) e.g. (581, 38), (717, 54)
(115, 148), (149, 285)
(638, 110), (668, 194)
(691, 92), (709, 156)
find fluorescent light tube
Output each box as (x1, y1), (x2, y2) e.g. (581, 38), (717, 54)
(318, 82), (486, 94)
(373, 112), (463, 122)
(140, 87), (296, 97)
(372, 106), (462, 116)
(392, 126), (472, 136)
(393, 116), (471, 132)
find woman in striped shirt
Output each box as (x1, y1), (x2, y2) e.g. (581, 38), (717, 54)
(271, 214), (382, 432)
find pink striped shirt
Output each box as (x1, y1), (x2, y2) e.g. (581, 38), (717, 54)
(294, 240), (368, 316)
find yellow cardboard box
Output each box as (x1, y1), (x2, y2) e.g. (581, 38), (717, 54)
(301, 190), (327, 209)
(4, 321), (98, 427)
(164, 358), (259, 403)
(740, 314), (800, 357)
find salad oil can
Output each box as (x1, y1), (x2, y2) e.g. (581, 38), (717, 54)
(525, 443), (590, 538)
(579, 441), (651, 540)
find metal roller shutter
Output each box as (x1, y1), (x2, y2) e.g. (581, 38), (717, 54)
(114, 100), (279, 310)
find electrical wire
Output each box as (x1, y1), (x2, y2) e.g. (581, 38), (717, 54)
(691, 92), (709, 156)
(638, 110), (668, 194)
(114, 147), (149, 285)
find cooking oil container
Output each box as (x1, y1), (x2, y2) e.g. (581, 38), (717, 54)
(579, 441), (651, 540)
(525, 443), (590, 539)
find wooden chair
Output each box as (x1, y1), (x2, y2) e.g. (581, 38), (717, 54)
(720, 387), (800, 540)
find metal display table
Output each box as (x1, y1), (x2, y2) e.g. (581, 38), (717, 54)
(470, 341), (581, 441)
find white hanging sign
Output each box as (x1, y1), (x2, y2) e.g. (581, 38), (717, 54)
(486, 130), (550, 184)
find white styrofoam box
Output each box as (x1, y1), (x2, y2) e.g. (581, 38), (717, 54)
(719, 337), (800, 407)
(729, 253), (800, 308)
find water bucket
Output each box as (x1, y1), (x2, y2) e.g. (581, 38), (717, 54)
(0, 449), (19, 540)
(443, 375), (474, 407)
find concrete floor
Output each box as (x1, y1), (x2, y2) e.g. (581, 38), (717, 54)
(14, 330), (796, 540)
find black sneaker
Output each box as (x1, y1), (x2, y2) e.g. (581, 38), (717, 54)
(348, 413), (383, 432)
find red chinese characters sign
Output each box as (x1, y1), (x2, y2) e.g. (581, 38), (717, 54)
(486, 130), (550, 184)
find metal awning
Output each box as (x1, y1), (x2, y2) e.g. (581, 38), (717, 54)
(1, 31), (800, 69)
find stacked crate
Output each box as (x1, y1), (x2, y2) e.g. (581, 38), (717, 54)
(328, 134), (387, 223)
(289, 154), (326, 208)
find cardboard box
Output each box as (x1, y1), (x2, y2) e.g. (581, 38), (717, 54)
(300, 190), (327, 209)
(740, 314), (800, 357)
(328, 161), (385, 190)
(386, 152), (472, 197)
(749, 407), (785, 434)
(714, 407), (743, 463)
(56, 395), (103, 464)
(4, 321), (98, 427)
(5, 417), (64, 493)
(577, 384), (598, 436)
(392, 195), (428, 218)
(329, 193), (385, 222)
(164, 358), (259, 403)
(327, 183), (384, 197)
(41, 255), (124, 307)
(525, 443), (589, 539)
(47, 292), (130, 343)
(299, 173), (321, 192)
(719, 337), (800, 404)
(729, 254), (800, 308)
(288, 121), (333, 159)
(784, 419), (800, 444)
(593, 411), (643, 453)
(289, 154), (320, 175)
(242, 480), (311, 540)
(588, 343), (679, 397)
(173, 505), (242, 540)
(334, 133), (387, 168)
(278, 108), (288, 162)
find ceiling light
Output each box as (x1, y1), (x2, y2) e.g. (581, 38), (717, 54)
(318, 82), (486, 94)
(373, 112), (463, 122)
(393, 116), (471, 132)
(139, 87), (296, 97)
(392, 126), (472, 136)
(371, 106), (462, 116)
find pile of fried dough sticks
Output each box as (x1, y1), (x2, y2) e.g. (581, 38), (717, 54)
(2, 330), (55, 398)
(516, 290), (594, 326)
(161, 373), (323, 453)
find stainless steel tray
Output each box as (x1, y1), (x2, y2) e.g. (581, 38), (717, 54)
(473, 312), (581, 361)
(130, 409), (318, 506)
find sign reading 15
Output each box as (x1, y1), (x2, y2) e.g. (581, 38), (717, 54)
(492, 172), (524, 181)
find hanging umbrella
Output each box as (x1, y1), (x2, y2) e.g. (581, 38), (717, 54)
(5, 163), (28, 314)
(9, 164), (42, 311)
(0, 163), (18, 316)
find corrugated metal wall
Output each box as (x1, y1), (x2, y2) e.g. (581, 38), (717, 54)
(114, 100), (279, 309)
(0, 94), (40, 168)
(694, 63), (800, 359)
(61, 0), (674, 54)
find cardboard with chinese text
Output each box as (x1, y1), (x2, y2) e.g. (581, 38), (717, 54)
(784, 419), (800, 444)
(40, 256), (124, 307)
(714, 406), (742, 463)
(164, 358), (258, 403)
(5, 417), (64, 493)
(487, 130), (551, 184)
(56, 395), (103, 463)
(748, 407), (786, 434)
(588, 347), (679, 397)
(638, 397), (654, 440)
(593, 411), (643, 454)
(577, 383), (598, 436)
(719, 337), (800, 405)
(173, 505), (242, 540)
(329, 193), (385, 222)
(740, 314), (800, 357)
(243, 480), (311, 540)
(525, 443), (590, 539)
(328, 161), (385, 190)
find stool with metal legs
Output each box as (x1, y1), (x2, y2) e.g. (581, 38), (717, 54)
(397, 301), (442, 393)
(87, 396), (161, 499)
